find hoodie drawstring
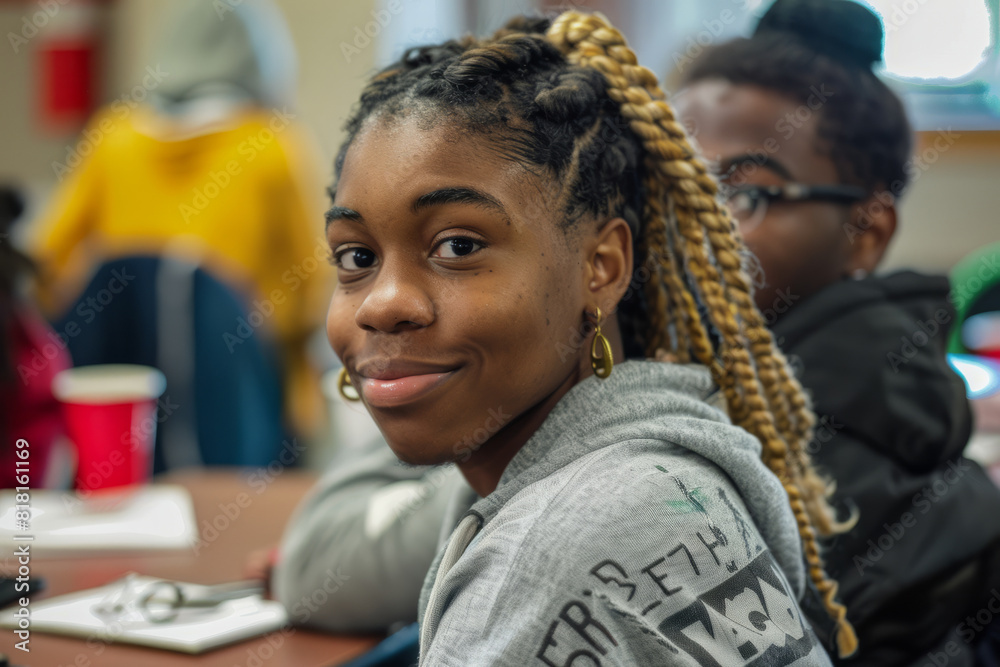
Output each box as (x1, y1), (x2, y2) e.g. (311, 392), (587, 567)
(419, 514), (481, 661)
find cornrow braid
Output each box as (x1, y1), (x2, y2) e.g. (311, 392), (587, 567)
(546, 11), (856, 657)
(332, 10), (856, 657)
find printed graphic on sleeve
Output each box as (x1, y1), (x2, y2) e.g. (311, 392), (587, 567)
(657, 550), (814, 667)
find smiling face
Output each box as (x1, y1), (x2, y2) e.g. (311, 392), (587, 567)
(326, 113), (625, 481)
(674, 80), (856, 314)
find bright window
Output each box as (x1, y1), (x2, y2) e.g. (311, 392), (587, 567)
(858, 0), (993, 81)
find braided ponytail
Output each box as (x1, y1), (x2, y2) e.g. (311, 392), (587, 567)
(546, 11), (857, 657)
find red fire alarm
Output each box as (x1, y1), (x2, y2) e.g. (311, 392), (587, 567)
(36, 0), (104, 130)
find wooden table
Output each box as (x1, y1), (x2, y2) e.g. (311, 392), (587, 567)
(0, 470), (380, 666)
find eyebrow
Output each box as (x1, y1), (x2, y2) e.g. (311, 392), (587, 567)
(723, 153), (795, 182)
(325, 186), (511, 231)
(325, 205), (362, 229)
(412, 187), (510, 223)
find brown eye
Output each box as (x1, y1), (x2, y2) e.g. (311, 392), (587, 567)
(336, 247), (377, 270)
(432, 237), (483, 259)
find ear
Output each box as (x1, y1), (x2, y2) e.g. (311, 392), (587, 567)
(846, 192), (897, 274)
(583, 217), (633, 313)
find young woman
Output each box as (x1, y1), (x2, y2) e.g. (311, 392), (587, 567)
(324, 11), (854, 663)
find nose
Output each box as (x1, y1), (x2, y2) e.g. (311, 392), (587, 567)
(354, 262), (434, 334)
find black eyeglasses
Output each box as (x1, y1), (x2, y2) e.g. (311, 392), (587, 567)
(723, 183), (868, 230)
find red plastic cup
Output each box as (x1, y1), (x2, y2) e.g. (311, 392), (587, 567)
(52, 365), (167, 491)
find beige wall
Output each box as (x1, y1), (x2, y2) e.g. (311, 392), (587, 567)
(0, 0), (375, 193)
(0, 1), (996, 272)
(883, 131), (1000, 273)
(0, 4), (71, 188)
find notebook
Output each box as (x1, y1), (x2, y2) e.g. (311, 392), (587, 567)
(0, 576), (288, 654)
(0, 485), (197, 554)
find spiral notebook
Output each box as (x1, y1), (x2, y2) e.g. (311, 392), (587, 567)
(0, 576), (288, 654)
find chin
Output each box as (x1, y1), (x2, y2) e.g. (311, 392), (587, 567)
(379, 427), (457, 467)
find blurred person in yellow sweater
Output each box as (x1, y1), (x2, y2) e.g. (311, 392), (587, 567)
(31, 0), (332, 438)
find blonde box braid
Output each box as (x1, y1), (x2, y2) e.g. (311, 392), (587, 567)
(547, 11), (857, 657)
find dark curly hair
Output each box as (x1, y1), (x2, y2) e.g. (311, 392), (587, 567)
(332, 17), (650, 357)
(681, 2), (913, 199)
(0, 186), (30, 384)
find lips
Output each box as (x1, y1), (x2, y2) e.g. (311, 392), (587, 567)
(353, 359), (460, 408)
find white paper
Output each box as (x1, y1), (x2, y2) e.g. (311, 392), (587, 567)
(0, 576), (288, 654)
(0, 485), (196, 554)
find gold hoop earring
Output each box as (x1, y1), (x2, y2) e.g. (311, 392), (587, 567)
(337, 367), (361, 402)
(589, 307), (613, 379)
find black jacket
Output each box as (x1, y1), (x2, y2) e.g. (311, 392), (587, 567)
(773, 271), (1000, 666)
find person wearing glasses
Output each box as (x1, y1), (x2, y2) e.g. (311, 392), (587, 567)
(673, 0), (1000, 664)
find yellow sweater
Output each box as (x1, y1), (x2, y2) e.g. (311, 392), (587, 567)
(32, 105), (333, 434)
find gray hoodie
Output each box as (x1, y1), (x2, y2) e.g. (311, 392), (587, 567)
(417, 360), (832, 666)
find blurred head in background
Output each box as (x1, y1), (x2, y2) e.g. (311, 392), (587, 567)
(148, 0), (297, 125)
(674, 0), (913, 314)
(0, 185), (69, 486)
(0, 186), (30, 384)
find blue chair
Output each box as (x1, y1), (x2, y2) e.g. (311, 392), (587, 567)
(339, 624), (419, 667)
(52, 255), (287, 472)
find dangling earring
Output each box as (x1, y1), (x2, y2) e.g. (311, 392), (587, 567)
(337, 367), (361, 401)
(589, 307), (613, 379)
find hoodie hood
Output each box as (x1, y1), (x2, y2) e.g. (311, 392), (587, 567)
(469, 360), (807, 596)
(772, 270), (971, 474)
(416, 360), (839, 663)
(427, 360), (807, 602)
